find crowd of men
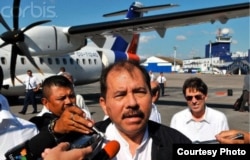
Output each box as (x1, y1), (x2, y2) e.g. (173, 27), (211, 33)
(0, 62), (249, 160)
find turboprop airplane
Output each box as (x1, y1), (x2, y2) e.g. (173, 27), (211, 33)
(0, 0), (249, 99)
(0, 1), (176, 99)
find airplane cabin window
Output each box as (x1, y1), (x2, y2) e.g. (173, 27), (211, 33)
(55, 58), (60, 65)
(70, 58), (74, 64)
(94, 59), (97, 64)
(48, 58), (52, 64)
(39, 58), (44, 64)
(76, 59), (79, 64)
(1, 57), (6, 65)
(21, 57), (26, 64)
(82, 59), (85, 65)
(88, 59), (91, 64)
(63, 58), (67, 65)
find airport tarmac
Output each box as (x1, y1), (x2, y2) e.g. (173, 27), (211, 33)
(9, 73), (249, 132)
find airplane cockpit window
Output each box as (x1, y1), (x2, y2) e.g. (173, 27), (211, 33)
(88, 59), (91, 64)
(82, 59), (85, 65)
(1, 57), (6, 65)
(21, 57), (26, 64)
(48, 58), (52, 64)
(55, 58), (60, 65)
(39, 58), (44, 64)
(63, 58), (67, 65)
(70, 58), (74, 64)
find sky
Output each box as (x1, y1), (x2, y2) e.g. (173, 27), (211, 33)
(0, 0), (249, 60)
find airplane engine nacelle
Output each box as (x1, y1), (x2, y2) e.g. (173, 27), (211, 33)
(24, 26), (87, 56)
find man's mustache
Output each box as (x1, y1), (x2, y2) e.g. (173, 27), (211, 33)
(122, 109), (145, 119)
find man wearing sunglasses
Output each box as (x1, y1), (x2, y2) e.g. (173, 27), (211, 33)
(170, 77), (229, 143)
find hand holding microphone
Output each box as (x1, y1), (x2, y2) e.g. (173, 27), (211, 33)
(42, 142), (93, 160)
(53, 106), (95, 134)
(43, 140), (120, 160)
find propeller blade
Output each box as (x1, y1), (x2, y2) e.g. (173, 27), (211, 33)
(13, 0), (21, 30)
(0, 14), (11, 31)
(0, 65), (3, 89)
(22, 20), (51, 33)
(17, 42), (44, 75)
(0, 42), (8, 48)
(10, 45), (18, 86)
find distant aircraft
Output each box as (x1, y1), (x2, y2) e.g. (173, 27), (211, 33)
(0, 0), (249, 99)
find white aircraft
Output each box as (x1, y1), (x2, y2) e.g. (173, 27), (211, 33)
(0, 1), (249, 100)
(0, 1), (175, 99)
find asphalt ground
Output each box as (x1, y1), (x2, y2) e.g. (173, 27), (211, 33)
(9, 73), (250, 132)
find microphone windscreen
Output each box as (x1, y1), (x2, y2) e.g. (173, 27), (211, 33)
(103, 140), (120, 159)
(91, 140), (120, 160)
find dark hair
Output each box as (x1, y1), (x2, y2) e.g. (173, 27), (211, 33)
(100, 60), (150, 98)
(60, 67), (66, 72)
(42, 75), (73, 98)
(151, 84), (160, 96)
(182, 77), (208, 96)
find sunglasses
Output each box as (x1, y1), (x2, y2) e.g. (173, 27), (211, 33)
(185, 95), (204, 101)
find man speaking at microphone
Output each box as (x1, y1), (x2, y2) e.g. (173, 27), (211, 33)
(94, 61), (191, 160)
(41, 61), (191, 160)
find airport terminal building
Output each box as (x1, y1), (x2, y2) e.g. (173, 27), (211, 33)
(142, 28), (249, 75)
(182, 28), (250, 74)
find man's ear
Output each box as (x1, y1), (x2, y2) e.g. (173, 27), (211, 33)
(41, 98), (48, 106)
(99, 97), (108, 115)
(204, 94), (208, 101)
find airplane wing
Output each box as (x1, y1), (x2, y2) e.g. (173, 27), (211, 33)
(67, 2), (249, 39)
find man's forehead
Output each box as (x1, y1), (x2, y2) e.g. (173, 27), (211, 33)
(108, 67), (141, 76)
(49, 85), (73, 92)
(186, 88), (201, 94)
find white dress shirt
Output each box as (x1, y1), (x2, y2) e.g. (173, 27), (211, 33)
(104, 123), (152, 160)
(149, 73), (155, 81)
(243, 74), (250, 91)
(156, 76), (166, 84)
(170, 106), (229, 142)
(149, 103), (161, 123)
(23, 75), (40, 90)
(0, 95), (38, 159)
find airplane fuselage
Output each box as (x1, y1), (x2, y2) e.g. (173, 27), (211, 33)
(0, 45), (119, 96)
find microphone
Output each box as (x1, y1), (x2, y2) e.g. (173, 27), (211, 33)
(5, 131), (57, 160)
(5, 141), (32, 160)
(91, 140), (120, 160)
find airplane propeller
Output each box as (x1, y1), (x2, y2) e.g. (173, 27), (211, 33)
(0, 0), (51, 86)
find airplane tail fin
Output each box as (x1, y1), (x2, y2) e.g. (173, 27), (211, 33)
(108, 2), (146, 53)
(104, 2), (178, 62)
(103, 2), (178, 18)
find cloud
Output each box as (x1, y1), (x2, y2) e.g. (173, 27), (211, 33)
(232, 39), (238, 44)
(139, 35), (156, 43)
(201, 30), (212, 35)
(176, 35), (187, 41)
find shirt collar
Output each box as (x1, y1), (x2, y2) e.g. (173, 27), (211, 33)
(106, 123), (149, 148)
(36, 106), (51, 116)
(185, 106), (210, 124)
